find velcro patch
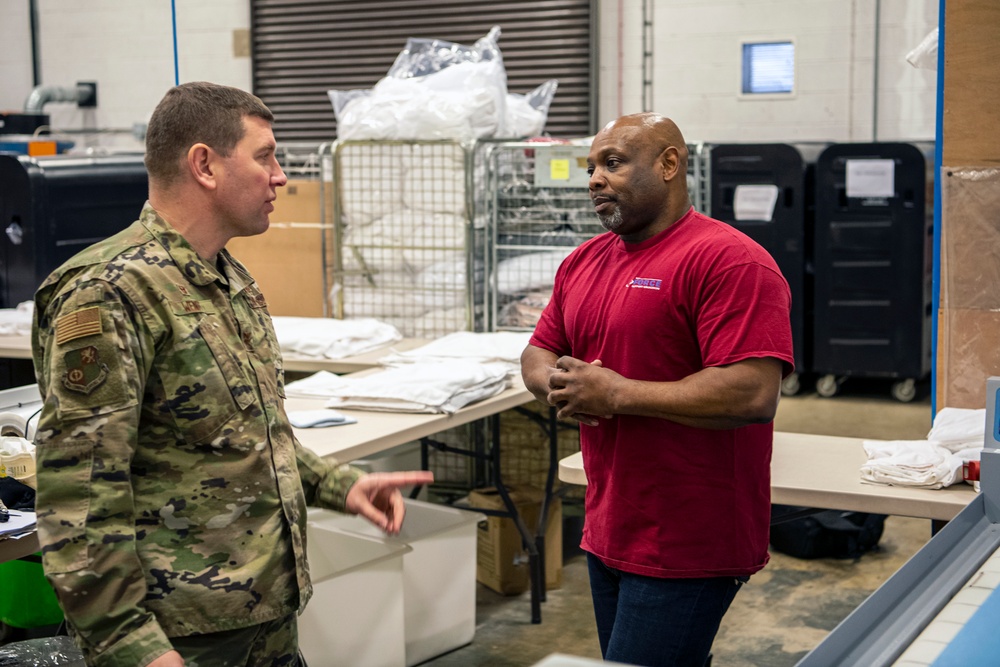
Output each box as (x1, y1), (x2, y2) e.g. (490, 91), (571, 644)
(62, 345), (109, 394)
(55, 306), (103, 345)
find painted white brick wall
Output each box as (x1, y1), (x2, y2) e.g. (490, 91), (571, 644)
(598, 0), (937, 143)
(0, 1), (35, 113)
(0, 0), (250, 150)
(0, 0), (936, 147)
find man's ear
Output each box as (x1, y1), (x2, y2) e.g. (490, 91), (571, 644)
(659, 145), (681, 182)
(187, 143), (218, 190)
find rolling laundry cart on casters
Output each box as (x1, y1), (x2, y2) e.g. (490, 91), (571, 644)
(810, 142), (933, 402)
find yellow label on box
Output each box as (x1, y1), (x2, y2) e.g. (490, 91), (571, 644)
(549, 159), (570, 181)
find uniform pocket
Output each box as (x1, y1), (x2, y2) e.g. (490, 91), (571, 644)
(36, 440), (93, 573)
(157, 315), (251, 444)
(199, 319), (256, 412)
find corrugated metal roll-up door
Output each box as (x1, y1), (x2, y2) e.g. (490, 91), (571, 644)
(251, 0), (596, 143)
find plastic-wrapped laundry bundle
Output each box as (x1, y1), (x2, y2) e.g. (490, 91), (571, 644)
(328, 27), (557, 142)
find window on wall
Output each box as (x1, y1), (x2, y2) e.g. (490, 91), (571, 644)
(741, 41), (795, 95)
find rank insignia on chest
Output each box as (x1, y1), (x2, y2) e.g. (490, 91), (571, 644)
(246, 291), (267, 309)
(62, 345), (109, 394)
(55, 306), (103, 345)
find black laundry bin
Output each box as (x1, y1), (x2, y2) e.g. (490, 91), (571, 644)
(810, 142), (933, 402)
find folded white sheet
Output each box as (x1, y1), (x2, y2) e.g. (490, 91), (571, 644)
(860, 439), (980, 489)
(859, 405), (988, 489)
(0, 301), (34, 336)
(285, 362), (508, 414)
(380, 331), (531, 376)
(272, 317), (401, 359)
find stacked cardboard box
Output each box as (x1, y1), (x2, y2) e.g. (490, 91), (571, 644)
(469, 485), (562, 595)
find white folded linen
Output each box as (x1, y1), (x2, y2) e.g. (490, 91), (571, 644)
(0, 301), (34, 335)
(380, 331), (531, 376)
(860, 439), (979, 489)
(284, 361), (508, 414)
(926, 407), (986, 453)
(272, 317), (401, 360)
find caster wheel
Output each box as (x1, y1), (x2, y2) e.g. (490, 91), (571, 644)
(816, 374), (840, 398)
(781, 372), (801, 396)
(891, 379), (917, 403)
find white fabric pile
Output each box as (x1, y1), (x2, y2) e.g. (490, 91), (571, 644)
(860, 407), (985, 489)
(379, 331), (531, 377)
(272, 317), (401, 360)
(328, 27), (557, 142)
(0, 301), (34, 335)
(284, 361), (509, 414)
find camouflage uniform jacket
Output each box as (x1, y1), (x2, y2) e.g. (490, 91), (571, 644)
(31, 204), (364, 667)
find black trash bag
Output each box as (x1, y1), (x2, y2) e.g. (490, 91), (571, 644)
(770, 505), (886, 559)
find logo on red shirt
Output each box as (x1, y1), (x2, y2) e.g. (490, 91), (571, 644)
(626, 277), (662, 290)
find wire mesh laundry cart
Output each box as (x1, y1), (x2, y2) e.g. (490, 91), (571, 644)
(480, 140), (605, 333)
(325, 139), (484, 338)
(481, 139), (709, 332)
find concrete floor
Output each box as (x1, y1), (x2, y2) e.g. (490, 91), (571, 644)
(423, 377), (939, 666)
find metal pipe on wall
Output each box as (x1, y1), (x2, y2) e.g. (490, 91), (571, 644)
(29, 0), (40, 87)
(873, 0), (881, 141)
(642, 0), (654, 112)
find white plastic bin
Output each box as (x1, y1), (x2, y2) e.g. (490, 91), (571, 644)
(300, 513), (411, 667)
(350, 442), (427, 501)
(308, 500), (485, 666)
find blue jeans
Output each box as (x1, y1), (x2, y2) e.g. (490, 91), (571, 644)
(587, 553), (747, 667)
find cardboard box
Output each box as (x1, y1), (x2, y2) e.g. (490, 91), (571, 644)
(469, 485), (562, 595)
(937, 307), (1000, 409)
(226, 179), (335, 317)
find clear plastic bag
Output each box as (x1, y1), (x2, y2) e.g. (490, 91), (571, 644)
(0, 636), (85, 667)
(329, 27), (557, 141)
(386, 26), (504, 79)
(504, 79), (559, 138)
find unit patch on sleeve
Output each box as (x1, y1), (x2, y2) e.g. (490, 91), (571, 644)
(62, 345), (109, 394)
(55, 306), (103, 345)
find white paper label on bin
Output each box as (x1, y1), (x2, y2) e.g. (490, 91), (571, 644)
(846, 159), (895, 198)
(734, 184), (780, 221)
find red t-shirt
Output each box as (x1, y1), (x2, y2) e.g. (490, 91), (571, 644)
(530, 208), (794, 578)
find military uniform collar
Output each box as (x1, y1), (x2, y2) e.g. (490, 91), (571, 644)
(139, 203), (224, 288)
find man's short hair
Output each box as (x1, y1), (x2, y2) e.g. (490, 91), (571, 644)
(145, 81), (274, 185)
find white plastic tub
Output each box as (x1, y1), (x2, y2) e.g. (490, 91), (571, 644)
(308, 500), (485, 666)
(299, 514), (411, 667)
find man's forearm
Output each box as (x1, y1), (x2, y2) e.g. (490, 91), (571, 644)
(520, 345), (559, 404)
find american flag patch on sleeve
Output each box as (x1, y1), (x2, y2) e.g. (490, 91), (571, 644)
(55, 306), (103, 345)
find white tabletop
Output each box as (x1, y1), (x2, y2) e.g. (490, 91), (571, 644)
(282, 338), (432, 374)
(558, 431), (979, 522)
(0, 532), (40, 564)
(0, 334), (32, 359)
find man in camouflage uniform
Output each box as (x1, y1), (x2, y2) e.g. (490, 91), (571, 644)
(31, 82), (432, 667)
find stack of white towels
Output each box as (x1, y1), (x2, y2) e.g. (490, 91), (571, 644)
(271, 316), (402, 359)
(284, 332), (531, 414)
(860, 407), (985, 489)
(0, 301), (33, 336)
